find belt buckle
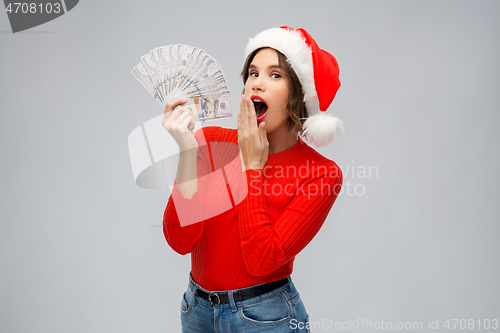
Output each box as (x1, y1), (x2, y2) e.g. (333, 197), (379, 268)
(208, 292), (220, 306)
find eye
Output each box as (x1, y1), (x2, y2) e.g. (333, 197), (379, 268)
(271, 73), (282, 79)
(250, 71), (258, 77)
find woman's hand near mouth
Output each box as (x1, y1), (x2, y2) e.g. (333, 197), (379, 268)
(238, 95), (269, 171)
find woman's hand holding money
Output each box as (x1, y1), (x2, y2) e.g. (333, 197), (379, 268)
(162, 97), (198, 153)
(163, 97), (198, 198)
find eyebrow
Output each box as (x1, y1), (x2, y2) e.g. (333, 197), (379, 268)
(249, 64), (282, 70)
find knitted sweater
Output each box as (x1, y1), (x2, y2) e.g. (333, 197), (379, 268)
(163, 126), (342, 291)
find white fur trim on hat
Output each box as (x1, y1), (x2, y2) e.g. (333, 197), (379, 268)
(245, 27), (320, 116)
(301, 112), (344, 147)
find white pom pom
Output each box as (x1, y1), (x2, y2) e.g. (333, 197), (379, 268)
(302, 112), (344, 147)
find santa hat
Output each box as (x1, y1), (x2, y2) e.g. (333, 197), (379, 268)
(245, 26), (344, 147)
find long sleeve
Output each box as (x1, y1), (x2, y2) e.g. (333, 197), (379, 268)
(162, 128), (213, 255)
(238, 160), (343, 276)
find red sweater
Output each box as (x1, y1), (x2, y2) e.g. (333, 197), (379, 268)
(163, 126), (342, 291)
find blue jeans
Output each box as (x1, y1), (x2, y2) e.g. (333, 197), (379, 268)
(181, 274), (310, 332)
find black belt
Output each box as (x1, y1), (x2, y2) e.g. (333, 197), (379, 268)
(195, 277), (288, 306)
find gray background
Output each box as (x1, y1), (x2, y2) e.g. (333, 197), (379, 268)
(1, 0), (499, 332)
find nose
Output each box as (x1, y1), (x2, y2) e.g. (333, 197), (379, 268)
(252, 77), (265, 92)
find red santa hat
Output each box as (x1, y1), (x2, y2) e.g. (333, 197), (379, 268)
(245, 26), (344, 147)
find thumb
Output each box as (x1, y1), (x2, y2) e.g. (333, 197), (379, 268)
(260, 122), (269, 160)
(259, 122), (268, 144)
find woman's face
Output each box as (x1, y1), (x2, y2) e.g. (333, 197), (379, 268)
(244, 48), (290, 134)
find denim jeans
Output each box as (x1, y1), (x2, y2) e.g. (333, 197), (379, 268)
(180, 274), (310, 332)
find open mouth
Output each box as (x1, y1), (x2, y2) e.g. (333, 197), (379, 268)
(251, 95), (268, 121)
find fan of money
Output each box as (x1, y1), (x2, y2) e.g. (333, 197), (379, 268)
(132, 44), (232, 121)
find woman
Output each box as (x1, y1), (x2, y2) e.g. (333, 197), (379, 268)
(162, 26), (344, 332)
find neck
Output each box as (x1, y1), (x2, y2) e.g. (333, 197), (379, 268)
(267, 128), (299, 154)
